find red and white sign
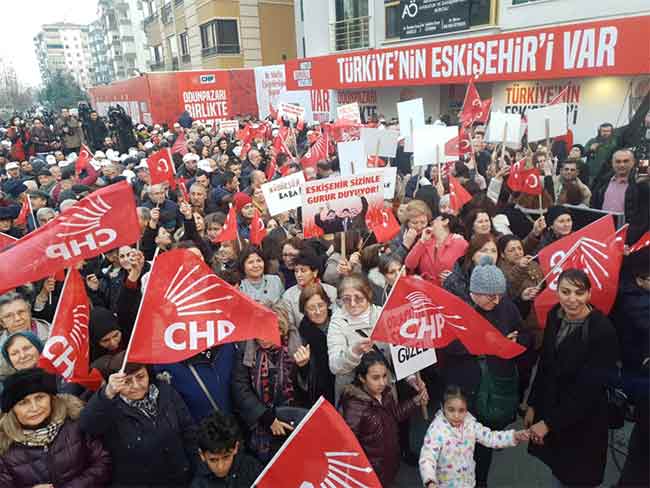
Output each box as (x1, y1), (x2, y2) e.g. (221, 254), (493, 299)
(285, 16), (650, 90)
(279, 102), (306, 121)
(336, 102), (361, 123)
(219, 120), (240, 132)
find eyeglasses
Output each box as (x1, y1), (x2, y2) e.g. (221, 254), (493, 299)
(338, 295), (367, 306)
(0, 309), (29, 322)
(306, 303), (327, 313)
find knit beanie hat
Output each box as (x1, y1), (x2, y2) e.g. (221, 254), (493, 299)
(89, 307), (120, 346)
(2, 368), (57, 413)
(1, 331), (44, 367)
(470, 255), (506, 295)
(545, 205), (570, 226)
(233, 192), (252, 213)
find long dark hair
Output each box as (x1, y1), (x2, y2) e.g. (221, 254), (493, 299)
(352, 350), (389, 387)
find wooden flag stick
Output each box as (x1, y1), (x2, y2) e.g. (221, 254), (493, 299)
(341, 232), (346, 261)
(500, 122), (508, 163)
(545, 117), (551, 156)
(436, 145), (442, 184)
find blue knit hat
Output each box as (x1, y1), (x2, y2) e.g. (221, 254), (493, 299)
(1, 331), (44, 367)
(470, 255), (506, 295)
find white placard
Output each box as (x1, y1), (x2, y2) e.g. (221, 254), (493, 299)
(261, 171), (305, 216)
(412, 125), (458, 167)
(219, 120), (239, 132)
(337, 102), (361, 123)
(382, 166), (397, 200)
(390, 345), (437, 381)
(526, 103), (568, 142)
(397, 98), (425, 152)
(361, 127), (400, 158)
(337, 140), (367, 176)
(279, 102), (306, 121)
(486, 112), (521, 144)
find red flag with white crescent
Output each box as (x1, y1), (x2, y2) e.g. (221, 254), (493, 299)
(126, 249), (280, 364)
(459, 80), (492, 128)
(75, 144), (93, 177)
(365, 206), (400, 243)
(507, 158), (542, 196)
(147, 148), (176, 190)
(38, 268), (103, 390)
(249, 208), (267, 246)
(212, 206), (238, 243)
(13, 197), (31, 227)
(448, 175), (472, 213)
(254, 397), (382, 488)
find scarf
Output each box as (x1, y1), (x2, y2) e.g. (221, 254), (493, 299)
(19, 420), (64, 447)
(555, 307), (590, 348)
(121, 383), (160, 419)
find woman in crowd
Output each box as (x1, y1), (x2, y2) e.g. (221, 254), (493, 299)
(444, 233), (499, 302)
(388, 199), (432, 261)
(1, 331), (43, 375)
(89, 306), (125, 365)
(374, 253), (403, 305)
(239, 246), (284, 306)
(233, 192), (256, 241)
(0, 368), (111, 487)
(524, 205), (573, 255)
(80, 354), (198, 487)
(295, 284), (336, 406)
(526, 269), (618, 487)
(340, 351), (428, 487)
(405, 212), (468, 285)
(251, 187), (270, 221)
(231, 302), (302, 463)
(278, 237), (301, 289)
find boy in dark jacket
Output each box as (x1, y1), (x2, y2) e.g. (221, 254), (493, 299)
(192, 411), (263, 488)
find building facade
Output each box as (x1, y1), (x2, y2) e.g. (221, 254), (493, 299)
(142, 0), (296, 72)
(33, 23), (93, 90)
(291, 0), (650, 144)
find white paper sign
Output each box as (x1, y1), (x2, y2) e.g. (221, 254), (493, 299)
(219, 120), (239, 132)
(279, 102), (306, 121)
(526, 103), (568, 142)
(486, 112), (521, 144)
(361, 128), (400, 158)
(397, 98), (425, 152)
(338, 140), (367, 176)
(382, 166), (397, 200)
(261, 171), (305, 216)
(412, 125), (458, 167)
(337, 102), (361, 123)
(390, 345), (437, 380)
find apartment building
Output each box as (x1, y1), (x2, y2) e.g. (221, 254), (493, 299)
(142, 0), (296, 72)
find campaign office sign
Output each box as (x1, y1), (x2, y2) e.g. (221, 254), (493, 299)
(400, 0), (470, 39)
(390, 344), (437, 380)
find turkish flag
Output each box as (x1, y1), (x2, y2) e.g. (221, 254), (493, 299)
(365, 206), (400, 243)
(75, 144), (93, 177)
(302, 218), (324, 238)
(0, 181), (140, 292)
(212, 206), (238, 243)
(14, 197), (31, 227)
(371, 275), (525, 358)
(126, 249), (280, 364)
(148, 148), (176, 190)
(249, 208), (267, 246)
(254, 396), (382, 488)
(629, 231), (650, 253)
(534, 216), (623, 325)
(38, 269), (103, 390)
(459, 80), (492, 128)
(446, 125), (472, 157)
(507, 158), (542, 196)
(177, 177), (190, 202)
(236, 124), (252, 145)
(448, 175), (472, 212)
(0, 232), (17, 252)
(171, 131), (188, 156)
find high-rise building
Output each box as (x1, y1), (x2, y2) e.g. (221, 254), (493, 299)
(33, 23), (93, 90)
(141, 0), (296, 72)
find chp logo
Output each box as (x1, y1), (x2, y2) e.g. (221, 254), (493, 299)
(199, 74), (216, 84)
(298, 451), (375, 488)
(395, 291), (467, 341)
(46, 193), (117, 260)
(42, 304), (89, 378)
(548, 237), (610, 291)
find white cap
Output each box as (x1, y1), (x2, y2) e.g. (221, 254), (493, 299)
(66, 152), (78, 162)
(128, 148), (139, 156)
(94, 150), (106, 160)
(5, 162), (19, 170)
(232, 146), (242, 157)
(58, 160), (72, 168)
(197, 159), (214, 173)
(182, 153), (200, 163)
(1, 140), (12, 148)
(144, 141), (154, 149)
(46, 155), (57, 165)
(122, 169), (136, 182)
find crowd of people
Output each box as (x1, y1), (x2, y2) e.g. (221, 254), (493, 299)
(0, 91), (647, 488)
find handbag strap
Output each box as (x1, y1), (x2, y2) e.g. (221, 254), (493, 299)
(188, 364), (221, 414)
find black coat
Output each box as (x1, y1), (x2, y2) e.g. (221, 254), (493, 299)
(296, 315), (336, 406)
(528, 304), (618, 486)
(79, 381), (198, 488)
(190, 452), (262, 488)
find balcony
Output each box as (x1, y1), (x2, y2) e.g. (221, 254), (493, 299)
(150, 61), (165, 71)
(330, 16), (370, 52)
(161, 3), (173, 24)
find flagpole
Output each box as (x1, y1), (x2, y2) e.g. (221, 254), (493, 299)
(369, 265), (406, 339)
(48, 268), (71, 333)
(120, 246), (161, 373)
(534, 238), (582, 289)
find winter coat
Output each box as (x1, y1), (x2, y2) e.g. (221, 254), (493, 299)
(0, 394), (111, 488)
(419, 409), (516, 488)
(296, 314), (336, 406)
(339, 384), (418, 487)
(442, 260), (471, 303)
(56, 116), (84, 150)
(79, 381), (198, 488)
(528, 304), (618, 486)
(190, 452), (262, 488)
(404, 233), (468, 285)
(86, 118), (109, 151)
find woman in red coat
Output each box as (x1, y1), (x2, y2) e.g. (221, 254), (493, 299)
(339, 351), (428, 487)
(6, 117), (29, 162)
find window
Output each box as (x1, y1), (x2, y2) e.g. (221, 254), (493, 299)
(200, 19), (240, 55)
(152, 44), (163, 64)
(179, 32), (190, 56)
(385, 2), (399, 39)
(167, 35), (178, 58)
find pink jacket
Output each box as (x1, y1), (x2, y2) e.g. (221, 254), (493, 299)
(405, 233), (468, 285)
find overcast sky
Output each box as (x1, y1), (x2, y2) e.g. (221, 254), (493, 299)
(1, 0), (98, 87)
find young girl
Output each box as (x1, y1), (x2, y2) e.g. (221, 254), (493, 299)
(419, 385), (529, 487)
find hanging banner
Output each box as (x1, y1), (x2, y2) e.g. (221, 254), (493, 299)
(255, 65), (287, 120)
(400, 0), (470, 39)
(337, 89), (378, 122)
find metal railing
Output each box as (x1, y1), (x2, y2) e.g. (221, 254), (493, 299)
(150, 62), (165, 71)
(330, 16), (370, 52)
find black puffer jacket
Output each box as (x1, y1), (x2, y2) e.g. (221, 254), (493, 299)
(79, 381), (198, 488)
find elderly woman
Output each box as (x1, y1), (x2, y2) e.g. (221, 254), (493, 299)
(443, 234), (499, 303)
(231, 302), (302, 462)
(388, 199), (432, 261)
(238, 246), (284, 306)
(526, 269), (618, 487)
(523, 205), (573, 255)
(80, 353), (198, 487)
(1, 331), (43, 374)
(0, 368), (111, 487)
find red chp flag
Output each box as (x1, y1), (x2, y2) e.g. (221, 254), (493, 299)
(212, 205), (238, 243)
(300, 131), (329, 170)
(448, 175), (473, 212)
(249, 208), (267, 246)
(0, 181), (140, 292)
(0, 232), (17, 252)
(629, 231), (650, 253)
(371, 275), (525, 359)
(39, 268), (103, 390)
(14, 196), (31, 226)
(126, 249), (280, 363)
(147, 148), (176, 189)
(254, 397), (382, 488)
(534, 216), (623, 326)
(75, 144), (93, 177)
(365, 206), (400, 243)
(507, 158), (543, 195)
(459, 80), (492, 128)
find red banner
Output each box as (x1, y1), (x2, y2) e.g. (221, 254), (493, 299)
(285, 16), (650, 90)
(0, 181), (140, 291)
